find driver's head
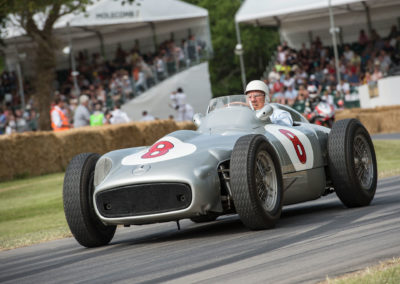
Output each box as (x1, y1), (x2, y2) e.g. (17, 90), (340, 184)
(245, 80), (269, 110)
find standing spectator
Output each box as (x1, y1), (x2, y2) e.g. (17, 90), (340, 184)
(182, 103), (194, 121)
(90, 102), (105, 126)
(155, 55), (166, 81)
(73, 95), (91, 128)
(51, 97), (71, 131)
(170, 87), (187, 121)
(14, 109), (28, 133)
(110, 103), (130, 124)
(0, 108), (6, 134)
(358, 29), (369, 47)
(5, 114), (17, 134)
(140, 110), (155, 121)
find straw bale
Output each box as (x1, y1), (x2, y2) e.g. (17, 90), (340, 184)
(177, 121), (196, 130)
(136, 120), (179, 145)
(0, 131), (61, 181)
(55, 126), (110, 169)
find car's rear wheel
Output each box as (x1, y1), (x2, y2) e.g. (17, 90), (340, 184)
(230, 134), (283, 230)
(328, 119), (377, 207)
(63, 153), (116, 247)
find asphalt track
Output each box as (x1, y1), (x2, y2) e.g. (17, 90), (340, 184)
(1, 176), (399, 284)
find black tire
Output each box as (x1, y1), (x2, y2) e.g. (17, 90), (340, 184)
(63, 153), (116, 247)
(328, 119), (377, 207)
(190, 213), (218, 223)
(230, 134), (283, 230)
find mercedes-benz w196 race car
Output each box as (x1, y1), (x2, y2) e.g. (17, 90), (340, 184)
(63, 95), (377, 248)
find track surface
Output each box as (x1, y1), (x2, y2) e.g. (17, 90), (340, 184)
(1, 176), (399, 284)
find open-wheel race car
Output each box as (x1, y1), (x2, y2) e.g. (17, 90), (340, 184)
(63, 95), (377, 248)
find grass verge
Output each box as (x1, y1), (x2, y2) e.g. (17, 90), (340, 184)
(322, 258), (400, 284)
(0, 173), (71, 250)
(0, 140), (399, 251)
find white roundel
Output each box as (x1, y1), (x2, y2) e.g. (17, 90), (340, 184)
(265, 124), (314, 171)
(121, 136), (196, 166)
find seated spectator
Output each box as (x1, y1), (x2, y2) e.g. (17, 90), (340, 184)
(271, 82), (285, 104)
(371, 63), (383, 81)
(336, 79), (350, 96)
(348, 70), (360, 86)
(284, 85), (298, 106)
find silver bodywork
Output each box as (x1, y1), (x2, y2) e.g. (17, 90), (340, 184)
(93, 96), (331, 226)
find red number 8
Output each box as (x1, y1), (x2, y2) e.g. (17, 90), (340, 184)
(279, 129), (307, 164)
(141, 141), (174, 159)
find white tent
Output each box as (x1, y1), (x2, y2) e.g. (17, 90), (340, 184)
(235, 0), (400, 48)
(2, 0), (212, 72)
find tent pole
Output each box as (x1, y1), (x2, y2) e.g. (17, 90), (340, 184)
(235, 20), (246, 91)
(149, 22), (158, 53)
(328, 0), (341, 89)
(67, 22), (80, 96)
(362, 1), (373, 37)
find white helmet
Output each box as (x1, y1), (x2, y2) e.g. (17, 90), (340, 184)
(245, 80), (270, 102)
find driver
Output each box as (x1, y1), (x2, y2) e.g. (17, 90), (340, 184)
(245, 80), (293, 126)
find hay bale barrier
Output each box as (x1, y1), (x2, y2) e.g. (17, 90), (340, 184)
(335, 105), (400, 134)
(0, 120), (195, 182)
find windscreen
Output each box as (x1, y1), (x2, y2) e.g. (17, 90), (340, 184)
(207, 95), (252, 114)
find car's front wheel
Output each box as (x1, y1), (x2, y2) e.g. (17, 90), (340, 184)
(328, 119), (377, 207)
(230, 134), (283, 230)
(63, 153), (116, 248)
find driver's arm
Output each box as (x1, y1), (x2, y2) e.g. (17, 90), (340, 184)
(270, 108), (293, 126)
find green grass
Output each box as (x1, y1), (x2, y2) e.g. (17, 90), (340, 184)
(322, 258), (400, 284)
(0, 173), (71, 250)
(0, 140), (399, 251)
(373, 140), (400, 178)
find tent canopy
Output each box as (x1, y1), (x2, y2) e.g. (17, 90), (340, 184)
(4, 0), (208, 40)
(235, 0), (400, 48)
(235, 0), (399, 26)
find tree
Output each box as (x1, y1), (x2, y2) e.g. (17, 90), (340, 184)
(183, 0), (279, 97)
(1, 0), (91, 130)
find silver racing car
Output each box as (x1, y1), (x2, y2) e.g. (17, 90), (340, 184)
(63, 95), (377, 247)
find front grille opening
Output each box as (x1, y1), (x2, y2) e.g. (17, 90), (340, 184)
(96, 183), (192, 218)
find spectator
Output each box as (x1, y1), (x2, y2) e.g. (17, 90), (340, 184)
(51, 97), (71, 131)
(182, 103), (194, 121)
(358, 29), (369, 47)
(140, 110), (155, 121)
(348, 70), (360, 86)
(170, 87), (187, 121)
(90, 102), (105, 126)
(5, 114), (17, 134)
(284, 85), (298, 107)
(109, 103), (130, 124)
(73, 94), (91, 128)
(336, 79), (351, 96)
(14, 109), (28, 133)
(0, 108), (6, 134)
(371, 63), (383, 81)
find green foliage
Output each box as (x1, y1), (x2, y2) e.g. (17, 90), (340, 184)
(183, 0), (279, 97)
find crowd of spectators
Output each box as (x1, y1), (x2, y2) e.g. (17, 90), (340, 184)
(0, 34), (207, 134)
(265, 25), (400, 113)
